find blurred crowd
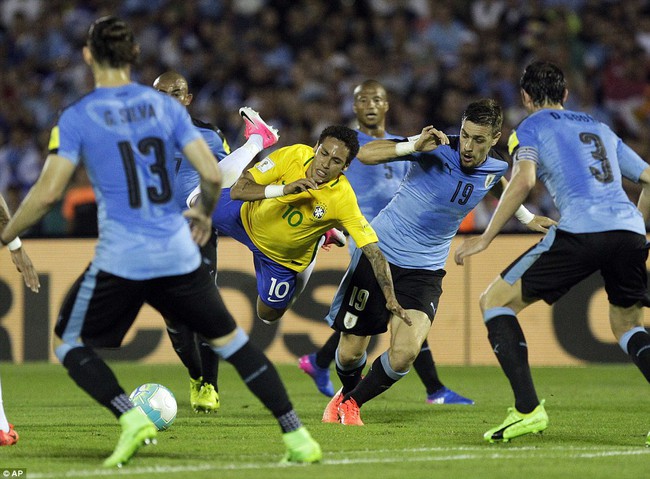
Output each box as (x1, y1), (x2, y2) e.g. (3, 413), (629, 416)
(1, 0), (650, 236)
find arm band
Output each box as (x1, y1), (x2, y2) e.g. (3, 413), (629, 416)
(264, 185), (285, 198)
(7, 237), (22, 251)
(514, 205), (535, 225)
(395, 141), (416, 156)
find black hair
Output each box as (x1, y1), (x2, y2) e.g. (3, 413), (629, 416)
(520, 61), (566, 107)
(318, 125), (360, 165)
(87, 16), (138, 68)
(461, 99), (503, 136)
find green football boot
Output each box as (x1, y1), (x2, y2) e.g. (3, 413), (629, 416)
(281, 426), (322, 463)
(484, 400), (548, 443)
(194, 383), (220, 413)
(103, 408), (158, 467)
(189, 376), (203, 412)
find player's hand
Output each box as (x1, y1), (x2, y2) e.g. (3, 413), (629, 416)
(10, 248), (40, 293)
(284, 178), (319, 194)
(454, 235), (490, 266)
(525, 215), (557, 233)
(415, 126), (449, 152)
(386, 298), (412, 326)
(183, 208), (213, 246)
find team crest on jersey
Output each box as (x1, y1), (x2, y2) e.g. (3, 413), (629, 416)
(312, 204), (327, 220)
(343, 311), (358, 329)
(255, 158), (275, 173)
(485, 174), (496, 188)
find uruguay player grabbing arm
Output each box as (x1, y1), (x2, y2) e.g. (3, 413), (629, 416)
(321, 99), (554, 426)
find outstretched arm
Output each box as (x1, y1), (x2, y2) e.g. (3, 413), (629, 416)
(357, 126), (449, 165)
(454, 160), (538, 265)
(230, 170), (319, 201)
(359, 242), (412, 326)
(488, 177), (557, 234)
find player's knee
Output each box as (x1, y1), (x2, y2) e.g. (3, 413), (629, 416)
(340, 349), (365, 367)
(479, 287), (502, 312)
(478, 290), (491, 312)
(388, 345), (417, 372)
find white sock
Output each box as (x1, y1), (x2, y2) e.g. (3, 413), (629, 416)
(289, 248), (321, 309)
(220, 135), (264, 188)
(0, 376), (9, 432)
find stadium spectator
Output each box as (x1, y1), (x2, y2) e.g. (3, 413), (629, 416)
(1, 0), (649, 235)
(61, 167), (97, 237)
(0, 121), (42, 212)
(454, 61), (650, 445)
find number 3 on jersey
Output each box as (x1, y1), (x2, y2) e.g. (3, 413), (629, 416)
(580, 132), (613, 183)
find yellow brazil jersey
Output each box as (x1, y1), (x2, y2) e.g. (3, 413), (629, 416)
(241, 144), (378, 272)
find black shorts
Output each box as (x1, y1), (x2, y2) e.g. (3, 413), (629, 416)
(328, 249), (445, 336)
(55, 262), (236, 348)
(501, 227), (650, 307)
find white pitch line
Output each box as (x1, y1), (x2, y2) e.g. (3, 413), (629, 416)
(24, 446), (650, 479)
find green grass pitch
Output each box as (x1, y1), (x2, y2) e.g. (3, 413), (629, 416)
(0, 362), (647, 479)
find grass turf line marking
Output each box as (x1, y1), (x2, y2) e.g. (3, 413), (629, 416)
(26, 447), (650, 478)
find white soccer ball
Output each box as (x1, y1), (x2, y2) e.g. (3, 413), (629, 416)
(129, 383), (177, 431)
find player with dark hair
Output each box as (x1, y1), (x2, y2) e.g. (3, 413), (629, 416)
(153, 71), (229, 414)
(299, 79), (473, 405)
(0, 16), (321, 466)
(321, 99), (554, 425)
(188, 122), (410, 326)
(455, 61), (650, 446)
(0, 193), (39, 446)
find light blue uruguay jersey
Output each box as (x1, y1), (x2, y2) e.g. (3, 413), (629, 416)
(371, 137), (508, 270)
(50, 83), (203, 279)
(173, 118), (230, 210)
(345, 130), (409, 220)
(508, 109), (647, 235)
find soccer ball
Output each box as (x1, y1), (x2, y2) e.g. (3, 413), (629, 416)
(129, 383), (177, 431)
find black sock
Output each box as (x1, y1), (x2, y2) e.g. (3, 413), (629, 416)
(166, 322), (202, 380)
(626, 330), (650, 382)
(344, 354), (401, 407)
(315, 331), (340, 369)
(486, 315), (539, 413)
(224, 340), (295, 424)
(198, 337), (219, 391)
(63, 346), (129, 418)
(336, 355), (366, 395)
(413, 339), (444, 395)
